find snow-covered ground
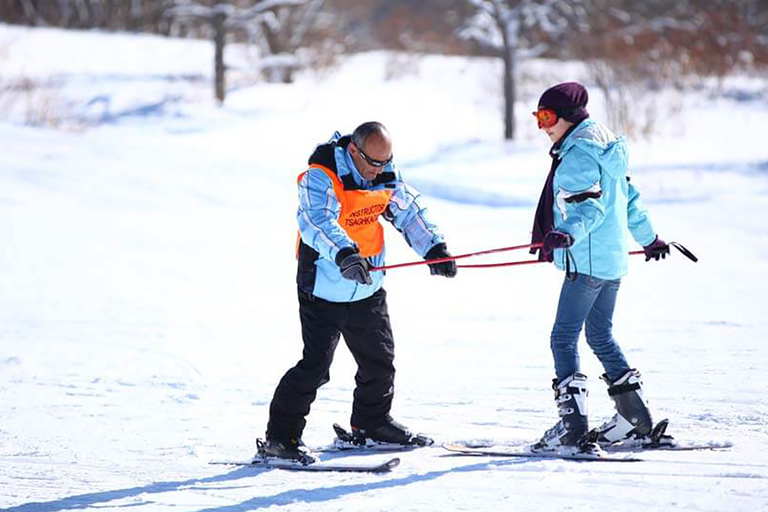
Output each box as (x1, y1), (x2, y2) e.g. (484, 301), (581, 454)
(2, 24), (768, 511)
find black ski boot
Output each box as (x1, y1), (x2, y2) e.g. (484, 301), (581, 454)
(585, 369), (662, 447)
(351, 415), (433, 447)
(532, 373), (592, 453)
(256, 435), (316, 465)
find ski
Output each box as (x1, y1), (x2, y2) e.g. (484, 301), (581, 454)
(442, 443), (643, 462)
(315, 423), (433, 453)
(209, 456), (400, 473)
(593, 419), (733, 452)
(316, 443), (421, 454)
(603, 441), (733, 452)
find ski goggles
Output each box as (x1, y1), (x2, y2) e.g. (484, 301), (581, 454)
(532, 108), (558, 129)
(358, 146), (393, 167)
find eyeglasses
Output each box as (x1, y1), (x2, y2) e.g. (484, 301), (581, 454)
(533, 108), (558, 129)
(357, 145), (393, 167)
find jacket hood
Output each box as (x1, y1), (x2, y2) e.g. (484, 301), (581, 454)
(308, 132), (351, 167)
(559, 119), (628, 179)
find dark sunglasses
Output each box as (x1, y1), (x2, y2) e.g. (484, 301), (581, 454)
(357, 145), (393, 167)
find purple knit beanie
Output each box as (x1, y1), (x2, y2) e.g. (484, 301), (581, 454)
(538, 82), (590, 124)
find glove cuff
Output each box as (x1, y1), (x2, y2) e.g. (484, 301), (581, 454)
(643, 235), (659, 249)
(425, 242), (449, 260)
(335, 246), (359, 266)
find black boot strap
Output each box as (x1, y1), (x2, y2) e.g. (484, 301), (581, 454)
(608, 381), (641, 396)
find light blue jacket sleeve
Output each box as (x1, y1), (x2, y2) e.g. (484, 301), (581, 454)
(297, 168), (354, 262)
(385, 181), (444, 257)
(554, 147), (606, 244)
(626, 179), (656, 246)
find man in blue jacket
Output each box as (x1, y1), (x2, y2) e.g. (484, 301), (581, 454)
(260, 122), (456, 462)
(529, 82), (671, 454)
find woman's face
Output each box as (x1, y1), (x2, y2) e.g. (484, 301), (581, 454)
(542, 117), (573, 143)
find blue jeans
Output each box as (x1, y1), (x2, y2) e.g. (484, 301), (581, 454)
(550, 274), (630, 384)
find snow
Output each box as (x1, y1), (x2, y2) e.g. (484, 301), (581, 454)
(2, 23), (768, 511)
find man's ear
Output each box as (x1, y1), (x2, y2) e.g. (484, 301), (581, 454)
(348, 142), (357, 156)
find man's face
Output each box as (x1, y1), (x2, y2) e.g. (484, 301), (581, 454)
(350, 135), (393, 181)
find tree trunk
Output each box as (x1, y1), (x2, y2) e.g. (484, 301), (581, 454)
(502, 43), (516, 140)
(497, 7), (518, 141)
(129, 0), (142, 30)
(19, 0), (40, 25)
(213, 10), (226, 104)
(56, 0), (74, 26)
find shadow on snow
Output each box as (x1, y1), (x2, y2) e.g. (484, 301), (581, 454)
(1, 459), (522, 512)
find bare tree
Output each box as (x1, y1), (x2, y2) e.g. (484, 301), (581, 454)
(239, 0), (326, 83)
(168, 0), (322, 102)
(460, 0), (586, 140)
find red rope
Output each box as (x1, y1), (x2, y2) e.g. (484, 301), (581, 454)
(372, 245), (657, 271)
(370, 243), (542, 272)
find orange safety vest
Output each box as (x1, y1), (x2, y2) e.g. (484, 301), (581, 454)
(297, 165), (394, 258)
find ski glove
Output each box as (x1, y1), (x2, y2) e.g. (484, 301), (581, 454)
(542, 230), (574, 260)
(643, 236), (670, 261)
(335, 246), (372, 285)
(425, 243), (457, 278)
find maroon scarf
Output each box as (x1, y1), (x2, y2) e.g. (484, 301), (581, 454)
(530, 124), (581, 261)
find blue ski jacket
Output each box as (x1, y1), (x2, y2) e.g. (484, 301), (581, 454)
(296, 132), (445, 302)
(551, 118), (656, 280)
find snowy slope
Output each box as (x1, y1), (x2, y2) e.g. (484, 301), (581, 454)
(1, 24), (768, 511)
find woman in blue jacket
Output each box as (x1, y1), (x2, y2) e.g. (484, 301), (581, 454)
(529, 82), (671, 454)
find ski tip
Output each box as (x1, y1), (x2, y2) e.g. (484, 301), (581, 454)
(381, 457), (401, 471)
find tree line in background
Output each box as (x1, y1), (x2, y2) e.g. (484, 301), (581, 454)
(1, 0), (767, 138)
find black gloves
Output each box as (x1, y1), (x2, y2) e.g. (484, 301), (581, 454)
(643, 235), (670, 261)
(542, 230), (574, 260)
(337, 243), (458, 283)
(335, 246), (372, 285)
(425, 243), (457, 278)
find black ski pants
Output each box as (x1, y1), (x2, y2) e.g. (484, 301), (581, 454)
(266, 288), (396, 442)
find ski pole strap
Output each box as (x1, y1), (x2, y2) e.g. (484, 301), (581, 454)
(669, 242), (698, 262)
(564, 247), (577, 281)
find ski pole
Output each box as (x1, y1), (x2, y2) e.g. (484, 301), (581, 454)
(457, 259), (543, 269)
(369, 242), (542, 272)
(457, 241), (698, 269)
(629, 242), (698, 262)
(373, 241), (697, 271)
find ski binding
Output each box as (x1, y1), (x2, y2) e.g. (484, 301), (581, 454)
(599, 419), (733, 452)
(316, 423), (433, 453)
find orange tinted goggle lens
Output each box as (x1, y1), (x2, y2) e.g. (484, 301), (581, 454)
(533, 108), (558, 129)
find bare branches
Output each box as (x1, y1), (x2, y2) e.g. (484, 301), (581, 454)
(162, 0), (328, 101)
(460, 0), (587, 139)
